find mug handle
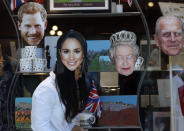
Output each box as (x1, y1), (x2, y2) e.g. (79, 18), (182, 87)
(138, 56), (144, 65)
(134, 56), (144, 70)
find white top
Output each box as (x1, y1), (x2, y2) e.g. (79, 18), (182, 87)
(31, 71), (75, 131)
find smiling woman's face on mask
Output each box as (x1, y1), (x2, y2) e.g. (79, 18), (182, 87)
(60, 38), (83, 71)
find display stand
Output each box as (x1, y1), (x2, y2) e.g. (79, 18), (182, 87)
(2, 0), (151, 131)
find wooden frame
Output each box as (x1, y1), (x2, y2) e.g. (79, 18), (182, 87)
(47, 0), (111, 13)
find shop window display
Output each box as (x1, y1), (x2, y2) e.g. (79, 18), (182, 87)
(2, 0), (154, 131)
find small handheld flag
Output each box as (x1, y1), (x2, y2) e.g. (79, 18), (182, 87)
(85, 80), (102, 118)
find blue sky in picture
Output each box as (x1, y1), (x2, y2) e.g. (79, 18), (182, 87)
(87, 40), (111, 52)
(100, 95), (137, 105)
(15, 97), (32, 106)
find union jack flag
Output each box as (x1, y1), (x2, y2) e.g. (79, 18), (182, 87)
(9, 0), (27, 11)
(9, 0), (44, 11)
(85, 80), (102, 118)
(122, 0), (135, 7)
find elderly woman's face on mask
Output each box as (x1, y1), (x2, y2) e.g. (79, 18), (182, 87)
(114, 45), (136, 76)
(60, 38), (83, 71)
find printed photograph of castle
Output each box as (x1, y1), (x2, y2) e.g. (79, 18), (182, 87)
(87, 40), (115, 72)
(98, 95), (139, 126)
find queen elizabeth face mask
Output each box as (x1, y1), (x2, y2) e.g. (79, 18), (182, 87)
(114, 45), (136, 76)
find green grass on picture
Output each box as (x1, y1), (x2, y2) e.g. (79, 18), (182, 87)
(89, 56), (115, 72)
(16, 122), (31, 129)
(83, 0), (105, 2)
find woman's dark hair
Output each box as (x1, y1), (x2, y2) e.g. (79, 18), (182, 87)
(55, 29), (89, 122)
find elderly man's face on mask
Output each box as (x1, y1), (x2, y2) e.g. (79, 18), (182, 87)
(18, 12), (47, 46)
(154, 18), (184, 56)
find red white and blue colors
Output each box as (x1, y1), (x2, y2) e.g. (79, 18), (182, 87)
(9, 0), (43, 11)
(85, 80), (102, 118)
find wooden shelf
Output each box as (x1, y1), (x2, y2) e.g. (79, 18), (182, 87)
(88, 126), (141, 129)
(16, 126), (141, 131)
(13, 12), (141, 19)
(15, 71), (50, 75)
(16, 129), (32, 131)
(47, 12), (141, 18)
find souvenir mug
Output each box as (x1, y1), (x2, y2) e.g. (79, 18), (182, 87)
(32, 58), (47, 72)
(19, 58), (32, 72)
(135, 56), (144, 70)
(111, 2), (116, 13)
(79, 112), (96, 128)
(116, 4), (123, 13)
(22, 46), (37, 58)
